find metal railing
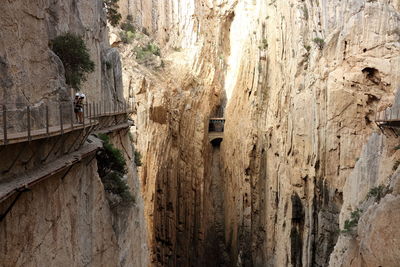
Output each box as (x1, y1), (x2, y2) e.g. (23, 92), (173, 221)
(375, 107), (400, 123)
(209, 118), (225, 132)
(0, 99), (134, 145)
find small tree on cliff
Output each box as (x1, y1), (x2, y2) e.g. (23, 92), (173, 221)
(103, 0), (122, 26)
(51, 33), (95, 90)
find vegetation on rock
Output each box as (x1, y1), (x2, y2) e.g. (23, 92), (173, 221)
(135, 43), (161, 61)
(103, 0), (122, 26)
(97, 133), (134, 206)
(367, 185), (388, 203)
(134, 150), (142, 166)
(341, 208), (362, 234)
(313, 37), (325, 50)
(51, 33), (95, 90)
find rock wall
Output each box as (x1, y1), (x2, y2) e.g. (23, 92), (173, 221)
(0, 132), (148, 266)
(126, 0), (400, 266)
(0, 158), (119, 267)
(0, 0), (122, 107)
(221, 0), (400, 266)
(0, 0), (149, 266)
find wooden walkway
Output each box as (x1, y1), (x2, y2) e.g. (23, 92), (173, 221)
(0, 141), (101, 203)
(0, 120), (98, 146)
(1, 100), (134, 146)
(208, 118), (224, 144)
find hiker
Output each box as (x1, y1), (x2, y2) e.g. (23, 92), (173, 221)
(74, 93), (85, 123)
(74, 93), (80, 122)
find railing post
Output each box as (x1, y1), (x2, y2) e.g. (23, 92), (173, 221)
(83, 103), (85, 128)
(59, 102), (64, 135)
(92, 102), (95, 121)
(46, 105), (49, 135)
(3, 105), (7, 145)
(70, 101), (74, 129)
(27, 106), (31, 141)
(89, 103), (92, 124)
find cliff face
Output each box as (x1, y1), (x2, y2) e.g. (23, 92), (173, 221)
(222, 0), (400, 266)
(0, 0), (124, 106)
(0, 1), (148, 266)
(126, 0), (400, 266)
(0, 159), (119, 266)
(2, 0), (398, 266)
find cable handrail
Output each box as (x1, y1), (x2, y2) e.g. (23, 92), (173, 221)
(0, 99), (134, 145)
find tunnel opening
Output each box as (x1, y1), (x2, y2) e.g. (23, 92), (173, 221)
(210, 137), (223, 146)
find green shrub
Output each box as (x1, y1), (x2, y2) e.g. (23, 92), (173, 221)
(313, 37), (325, 50)
(134, 150), (142, 166)
(103, 0), (122, 26)
(341, 208), (362, 234)
(126, 15), (133, 22)
(97, 133), (133, 206)
(121, 21), (136, 33)
(120, 30), (135, 44)
(51, 33), (95, 90)
(367, 185), (386, 202)
(102, 171), (134, 205)
(98, 133), (127, 175)
(135, 42), (161, 61)
(394, 145), (400, 150)
(304, 44), (311, 52)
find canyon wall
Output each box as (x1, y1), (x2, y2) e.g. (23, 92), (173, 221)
(127, 0), (400, 266)
(0, 1), (148, 266)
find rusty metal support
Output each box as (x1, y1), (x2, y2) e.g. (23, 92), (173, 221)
(41, 135), (62, 163)
(2, 142), (28, 174)
(0, 191), (24, 222)
(66, 131), (84, 154)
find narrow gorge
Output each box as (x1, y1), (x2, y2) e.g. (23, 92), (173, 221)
(0, 0), (400, 267)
